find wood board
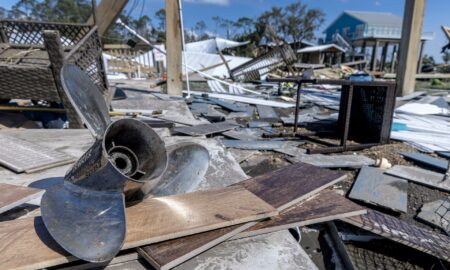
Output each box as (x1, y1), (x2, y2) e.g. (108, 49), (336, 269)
(0, 183), (43, 214)
(349, 166), (408, 213)
(232, 190), (367, 240)
(342, 209), (450, 262)
(385, 165), (450, 192)
(0, 186), (277, 270)
(138, 162), (346, 270)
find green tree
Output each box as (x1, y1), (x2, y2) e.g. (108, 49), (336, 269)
(155, 9), (166, 32)
(422, 54), (435, 65)
(443, 52), (450, 64)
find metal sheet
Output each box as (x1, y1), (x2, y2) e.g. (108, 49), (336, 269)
(385, 165), (450, 192)
(173, 122), (238, 136)
(256, 105), (279, 122)
(209, 98), (250, 112)
(288, 154), (374, 168)
(401, 152), (449, 173)
(0, 134), (75, 173)
(221, 140), (299, 151)
(148, 143), (210, 197)
(41, 182), (126, 262)
(349, 166), (407, 213)
(61, 64), (110, 138)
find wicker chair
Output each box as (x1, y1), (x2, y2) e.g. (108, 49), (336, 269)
(0, 19), (109, 128)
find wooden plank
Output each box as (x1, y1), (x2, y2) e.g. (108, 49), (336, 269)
(87, 0), (128, 36)
(231, 190), (367, 240)
(396, 0), (426, 96)
(342, 209), (450, 262)
(138, 162), (346, 270)
(349, 166), (408, 213)
(0, 186), (277, 270)
(165, 0), (183, 96)
(0, 183), (43, 214)
(401, 152), (449, 173)
(385, 165), (450, 192)
(172, 122), (238, 136)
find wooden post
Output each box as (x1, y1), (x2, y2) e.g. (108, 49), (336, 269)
(391, 45), (398, 73)
(417, 40), (425, 73)
(380, 42), (389, 71)
(370, 41), (379, 71)
(86, 0), (128, 35)
(396, 0), (426, 96)
(165, 0), (183, 96)
(43, 31), (84, 129)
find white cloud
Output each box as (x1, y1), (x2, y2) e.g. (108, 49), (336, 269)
(374, 1), (381, 6)
(184, 0), (230, 6)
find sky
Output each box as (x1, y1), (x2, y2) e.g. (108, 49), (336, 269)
(1, 0), (449, 61)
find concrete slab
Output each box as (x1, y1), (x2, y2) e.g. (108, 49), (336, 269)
(174, 230), (318, 270)
(385, 165), (450, 192)
(349, 166), (408, 213)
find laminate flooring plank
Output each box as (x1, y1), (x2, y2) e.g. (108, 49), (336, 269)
(138, 162), (346, 270)
(0, 183), (44, 214)
(0, 186), (277, 270)
(232, 190), (367, 239)
(342, 209), (450, 262)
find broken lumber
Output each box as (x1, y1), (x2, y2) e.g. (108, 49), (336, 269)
(138, 162), (346, 270)
(0, 183), (43, 214)
(0, 186), (277, 270)
(342, 209), (450, 262)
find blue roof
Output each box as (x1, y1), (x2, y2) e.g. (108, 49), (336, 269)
(345, 11), (403, 27)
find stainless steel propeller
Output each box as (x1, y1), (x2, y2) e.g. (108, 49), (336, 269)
(40, 64), (167, 262)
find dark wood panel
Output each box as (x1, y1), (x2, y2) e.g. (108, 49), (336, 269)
(138, 162), (346, 270)
(235, 190), (366, 239)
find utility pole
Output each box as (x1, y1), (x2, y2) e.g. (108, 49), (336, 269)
(396, 0), (426, 96)
(165, 0), (183, 96)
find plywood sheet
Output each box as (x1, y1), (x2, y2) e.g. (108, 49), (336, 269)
(342, 209), (450, 262)
(0, 186), (277, 270)
(0, 134), (75, 173)
(349, 166), (407, 213)
(0, 183), (43, 214)
(385, 165), (450, 192)
(138, 162), (346, 270)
